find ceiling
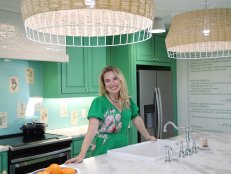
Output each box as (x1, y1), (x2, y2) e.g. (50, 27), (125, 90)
(0, 0), (230, 61)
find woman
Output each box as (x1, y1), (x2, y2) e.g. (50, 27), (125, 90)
(65, 66), (156, 164)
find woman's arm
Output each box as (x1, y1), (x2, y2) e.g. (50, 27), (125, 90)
(132, 116), (156, 141)
(65, 118), (99, 164)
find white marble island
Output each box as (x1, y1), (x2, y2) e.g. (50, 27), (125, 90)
(65, 132), (231, 174)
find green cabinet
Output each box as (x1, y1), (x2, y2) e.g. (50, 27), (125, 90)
(109, 33), (177, 145)
(109, 44), (138, 145)
(153, 35), (170, 63)
(136, 33), (170, 64)
(72, 137), (91, 158)
(43, 46), (107, 97)
(136, 38), (154, 62)
(0, 151), (8, 174)
(62, 46), (106, 95)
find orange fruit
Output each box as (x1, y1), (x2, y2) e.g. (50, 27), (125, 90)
(37, 170), (50, 174)
(37, 172), (45, 174)
(61, 168), (76, 174)
(46, 163), (62, 174)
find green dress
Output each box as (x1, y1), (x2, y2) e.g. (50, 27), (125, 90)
(87, 95), (139, 156)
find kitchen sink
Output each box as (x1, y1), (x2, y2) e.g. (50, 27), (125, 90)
(107, 139), (178, 162)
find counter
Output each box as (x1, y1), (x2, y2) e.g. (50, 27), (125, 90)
(64, 131), (231, 174)
(46, 125), (88, 138)
(0, 126), (88, 152)
(0, 145), (8, 152)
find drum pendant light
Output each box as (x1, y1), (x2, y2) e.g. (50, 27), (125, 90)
(21, 0), (155, 47)
(166, 8), (231, 59)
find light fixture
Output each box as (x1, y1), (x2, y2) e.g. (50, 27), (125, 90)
(151, 17), (166, 33)
(21, 0), (155, 47)
(166, 8), (231, 59)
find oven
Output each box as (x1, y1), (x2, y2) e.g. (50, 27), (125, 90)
(0, 133), (72, 174)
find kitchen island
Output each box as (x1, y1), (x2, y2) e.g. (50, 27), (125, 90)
(64, 132), (231, 174)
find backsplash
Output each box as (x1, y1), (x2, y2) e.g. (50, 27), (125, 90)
(41, 97), (95, 130)
(0, 59), (95, 136)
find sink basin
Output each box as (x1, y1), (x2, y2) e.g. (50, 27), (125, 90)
(107, 139), (178, 162)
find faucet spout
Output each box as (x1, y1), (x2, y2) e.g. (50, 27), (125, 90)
(163, 121), (178, 132)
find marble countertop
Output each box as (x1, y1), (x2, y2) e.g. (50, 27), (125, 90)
(46, 125), (88, 138)
(0, 145), (9, 152)
(64, 131), (231, 174)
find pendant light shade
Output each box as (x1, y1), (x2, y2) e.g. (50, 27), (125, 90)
(151, 17), (166, 33)
(166, 8), (231, 59)
(21, 0), (155, 47)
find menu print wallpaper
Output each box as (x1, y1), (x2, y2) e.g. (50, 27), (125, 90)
(177, 57), (231, 133)
(0, 59), (94, 136)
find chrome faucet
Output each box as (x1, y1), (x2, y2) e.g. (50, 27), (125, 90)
(178, 141), (185, 157)
(163, 121), (190, 142)
(163, 121), (179, 132)
(163, 121), (192, 155)
(164, 146), (173, 162)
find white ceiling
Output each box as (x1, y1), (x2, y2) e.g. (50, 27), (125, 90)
(0, 0), (230, 61)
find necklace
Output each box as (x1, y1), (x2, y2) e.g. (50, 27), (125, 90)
(107, 94), (120, 103)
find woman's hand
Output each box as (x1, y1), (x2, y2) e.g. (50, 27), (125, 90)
(148, 136), (157, 142)
(65, 155), (84, 164)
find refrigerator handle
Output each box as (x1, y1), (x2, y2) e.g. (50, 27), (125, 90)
(154, 88), (161, 139)
(157, 88), (163, 139)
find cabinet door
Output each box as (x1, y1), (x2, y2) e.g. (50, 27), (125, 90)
(0, 151), (8, 174)
(62, 47), (106, 95)
(154, 35), (170, 63)
(62, 47), (87, 94)
(87, 47), (107, 93)
(136, 38), (154, 61)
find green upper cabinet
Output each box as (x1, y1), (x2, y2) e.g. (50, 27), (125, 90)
(43, 46), (108, 98)
(153, 34), (170, 63)
(136, 33), (170, 64)
(62, 46), (106, 95)
(135, 37), (154, 62)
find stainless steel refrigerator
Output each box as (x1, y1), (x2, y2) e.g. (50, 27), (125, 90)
(137, 69), (174, 142)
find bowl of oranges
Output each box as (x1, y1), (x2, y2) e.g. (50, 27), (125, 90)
(32, 163), (78, 174)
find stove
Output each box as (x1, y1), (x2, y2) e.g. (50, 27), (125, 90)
(0, 133), (73, 174)
(0, 133), (72, 150)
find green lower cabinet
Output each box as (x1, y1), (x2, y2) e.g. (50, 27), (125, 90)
(72, 137), (91, 158)
(0, 151), (8, 174)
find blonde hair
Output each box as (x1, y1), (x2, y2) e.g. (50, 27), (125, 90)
(99, 66), (130, 108)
